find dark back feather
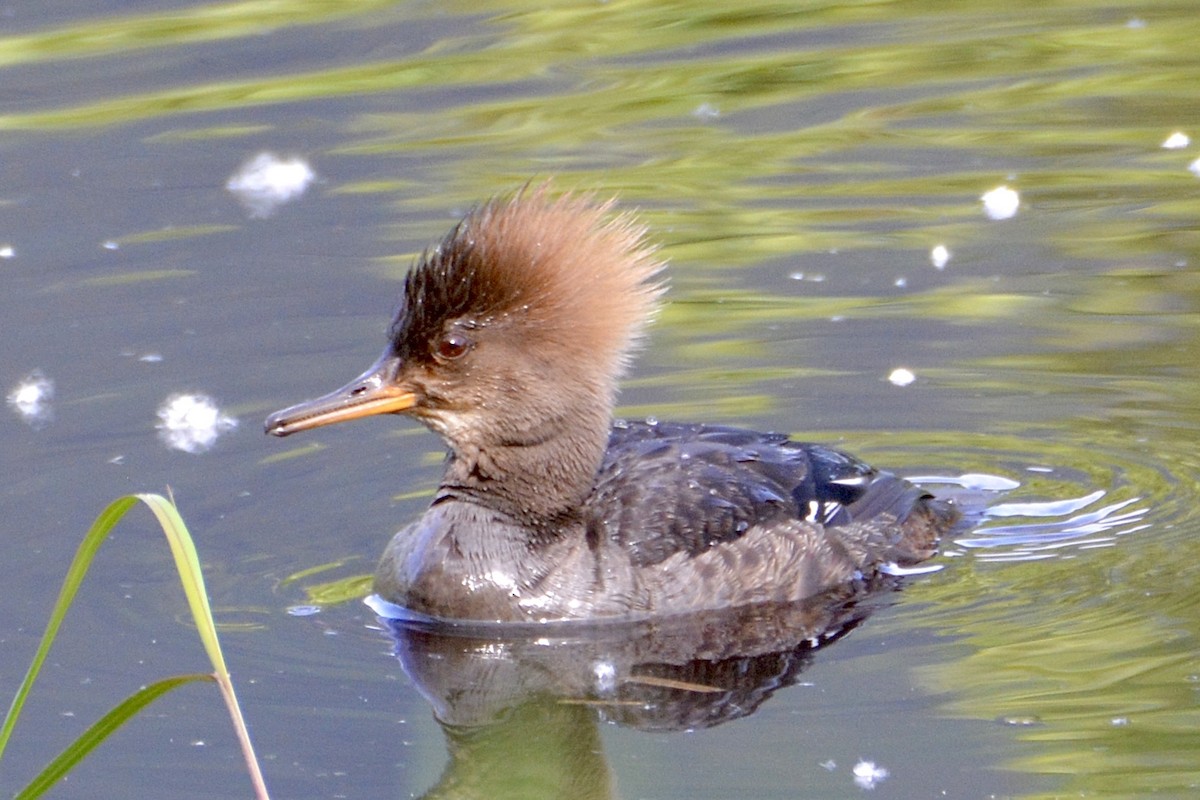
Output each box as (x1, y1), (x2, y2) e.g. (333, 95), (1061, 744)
(586, 420), (949, 568)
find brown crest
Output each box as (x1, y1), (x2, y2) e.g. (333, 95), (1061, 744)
(391, 184), (666, 380)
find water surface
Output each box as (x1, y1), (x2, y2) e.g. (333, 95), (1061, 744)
(3, 1), (1199, 798)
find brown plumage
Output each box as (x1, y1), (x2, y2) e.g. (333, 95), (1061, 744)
(394, 189), (664, 391)
(266, 186), (959, 623)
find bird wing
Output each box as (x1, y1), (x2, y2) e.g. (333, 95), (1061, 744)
(586, 421), (915, 568)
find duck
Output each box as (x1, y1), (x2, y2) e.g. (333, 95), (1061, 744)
(265, 186), (959, 623)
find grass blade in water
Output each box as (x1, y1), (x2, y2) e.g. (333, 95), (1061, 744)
(0, 494), (270, 799)
(13, 674), (214, 800)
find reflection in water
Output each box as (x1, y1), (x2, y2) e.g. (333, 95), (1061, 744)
(961, 493), (1148, 560)
(913, 474), (1151, 563)
(381, 584), (895, 799)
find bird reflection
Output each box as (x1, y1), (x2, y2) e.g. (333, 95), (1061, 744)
(381, 578), (902, 799)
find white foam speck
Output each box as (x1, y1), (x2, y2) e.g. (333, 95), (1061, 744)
(853, 760), (889, 790)
(1188, 157), (1200, 178)
(7, 370), (54, 427)
(226, 152), (315, 218)
(981, 185), (1020, 220)
(0, 245), (14, 259)
(155, 393), (237, 453)
(1162, 131), (1190, 149)
(888, 367), (916, 387)
(930, 244), (951, 269)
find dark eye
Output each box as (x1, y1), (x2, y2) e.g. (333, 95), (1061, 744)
(435, 332), (472, 361)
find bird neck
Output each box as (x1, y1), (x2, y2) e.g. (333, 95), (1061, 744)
(436, 402), (611, 533)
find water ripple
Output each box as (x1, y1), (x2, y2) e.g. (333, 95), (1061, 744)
(883, 429), (1184, 566)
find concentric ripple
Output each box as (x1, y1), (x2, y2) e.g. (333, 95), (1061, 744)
(847, 426), (1192, 567)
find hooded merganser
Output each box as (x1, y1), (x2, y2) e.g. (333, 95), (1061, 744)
(265, 187), (958, 623)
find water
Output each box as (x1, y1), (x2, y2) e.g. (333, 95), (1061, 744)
(3, 1), (1200, 797)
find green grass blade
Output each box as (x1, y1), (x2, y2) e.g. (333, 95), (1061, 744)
(13, 674), (214, 800)
(1, 493), (270, 800)
(132, 493), (271, 800)
(0, 496), (140, 760)
(134, 493), (228, 677)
